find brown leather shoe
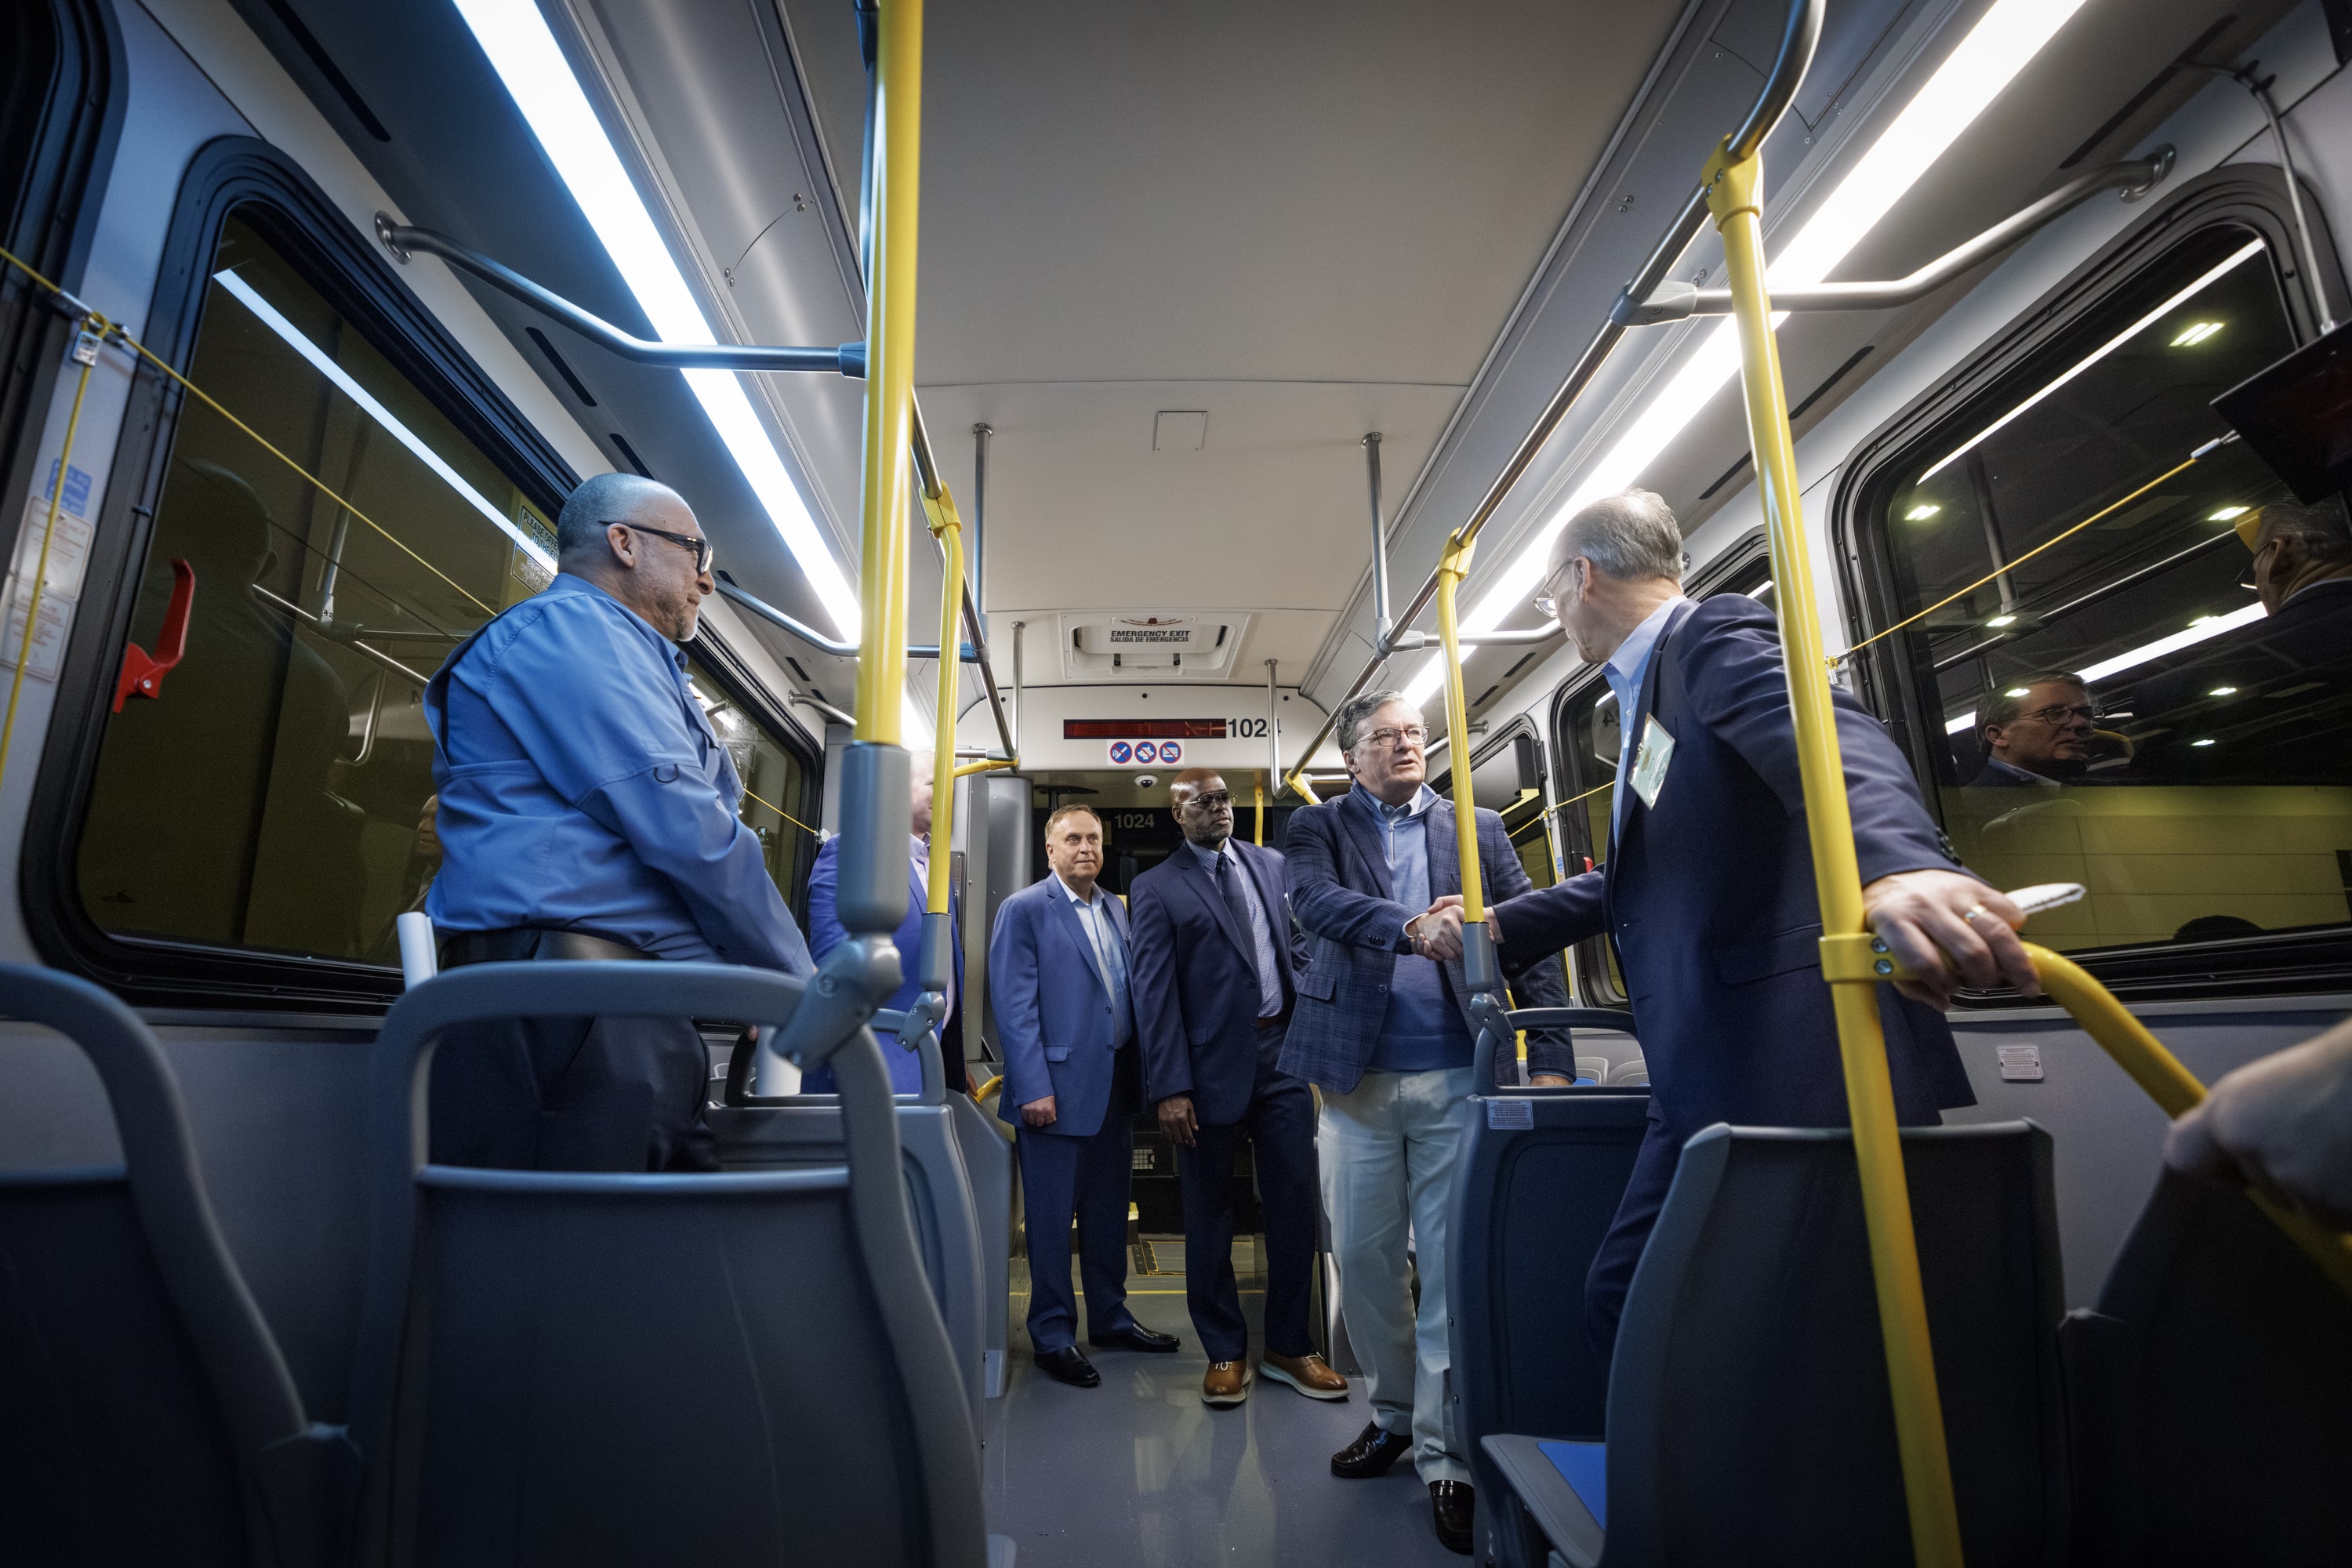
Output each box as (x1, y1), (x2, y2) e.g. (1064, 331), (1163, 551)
(1330, 1421), (1412, 1479)
(1430, 1480), (1474, 1555)
(1261, 1350), (1349, 1400)
(1202, 1360), (1250, 1406)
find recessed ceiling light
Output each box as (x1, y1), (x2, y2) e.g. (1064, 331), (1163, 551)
(1987, 613), (2018, 627)
(2209, 505), (2249, 521)
(2191, 738), (2216, 746)
(2170, 321), (2225, 347)
(2208, 685), (2238, 696)
(1943, 603), (2267, 735)
(1905, 503), (1942, 521)
(2005, 687), (2031, 698)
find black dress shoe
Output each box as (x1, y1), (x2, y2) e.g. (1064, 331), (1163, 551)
(1089, 1323), (1181, 1354)
(1330, 1421), (1413, 1479)
(1429, 1480), (1474, 1555)
(1033, 1346), (1100, 1388)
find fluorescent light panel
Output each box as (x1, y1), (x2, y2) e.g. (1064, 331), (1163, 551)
(451, 0), (859, 639)
(1404, 0), (2092, 703)
(215, 270), (556, 572)
(1940, 601), (2267, 733)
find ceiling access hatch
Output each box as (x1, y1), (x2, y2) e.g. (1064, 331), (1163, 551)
(1062, 612), (1250, 677)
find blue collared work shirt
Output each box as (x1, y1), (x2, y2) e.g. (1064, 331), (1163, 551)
(424, 573), (813, 974)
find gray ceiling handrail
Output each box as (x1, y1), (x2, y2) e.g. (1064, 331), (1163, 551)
(1281, 0), (1824, 789)
(1618, 152), (2175, 324)
(716, 576), (976, 662)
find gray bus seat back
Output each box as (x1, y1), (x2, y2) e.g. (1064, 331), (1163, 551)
(2063, 1169), (2352, 1566)
(0, 963), (338, 1567)
(1446, 1085), (1650, 1551)
(1604, 1121), (2068, 1567)
(943, 1090), (1013, 1396)
(353, 963), (988, 1568)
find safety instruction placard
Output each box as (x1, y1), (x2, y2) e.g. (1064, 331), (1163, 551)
(2, 469), (98, 683)
(1108, 739), (1183, 767)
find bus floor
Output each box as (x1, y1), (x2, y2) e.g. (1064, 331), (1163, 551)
(987, 1239), (1462, 1567)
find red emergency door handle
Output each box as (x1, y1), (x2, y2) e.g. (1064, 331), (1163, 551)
(114, 558), (194, 713)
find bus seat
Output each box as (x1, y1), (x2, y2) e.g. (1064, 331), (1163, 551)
(2061, 1169), (2352, 1566)
(1451, 1004), (1651, 1566)
(0, 963), (354, 1568)
(349, 963), (991, 1568)
(1603, 1058), (1648, 1087)
(943, 1089), (1014, 1398)
(709, 1026), (992, 1416)
(1486, 1121), (2067, 1568)
(1573, 1054), (1610, 1084)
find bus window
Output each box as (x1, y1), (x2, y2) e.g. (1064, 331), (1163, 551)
(1858, 223), (2351, 966)
(687, 660), (815, 905)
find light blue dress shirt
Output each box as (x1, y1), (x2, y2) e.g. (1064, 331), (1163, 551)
(1055, 873), (1132, 1047)
(1186, 838), (1284, 1018)
(424, 573), (812, 974)
(1604, 594), (1690, 834)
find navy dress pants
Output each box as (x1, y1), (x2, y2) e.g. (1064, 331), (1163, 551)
(1018, 1048), (1141, 1354)
(1180, 1058), (1317, 1363)
(1584, 1116), (1679, 1368)
(428, 1013), (718, 1173)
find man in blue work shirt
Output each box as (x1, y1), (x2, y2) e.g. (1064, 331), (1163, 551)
(425, 470), (813, 1171)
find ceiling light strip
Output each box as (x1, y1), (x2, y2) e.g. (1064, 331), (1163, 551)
(1403, 0), (2092, 704)
(451, 0), (859, 637)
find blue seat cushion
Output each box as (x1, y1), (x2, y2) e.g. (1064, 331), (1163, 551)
(1538, 1439), (1606, 1530)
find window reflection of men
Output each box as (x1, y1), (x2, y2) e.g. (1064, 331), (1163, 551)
(1971, 674), (2094, 786)
(2240, 496), (2352, 639)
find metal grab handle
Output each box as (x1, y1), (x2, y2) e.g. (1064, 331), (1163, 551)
(2025, 942), (2352, 1298)
(1468, 1002), (1639, 1092)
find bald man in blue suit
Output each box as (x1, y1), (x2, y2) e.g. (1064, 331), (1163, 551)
(992, 804), (1181, 1387)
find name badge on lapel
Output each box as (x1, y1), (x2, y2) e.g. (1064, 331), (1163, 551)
(1628, 717), (1675, 811)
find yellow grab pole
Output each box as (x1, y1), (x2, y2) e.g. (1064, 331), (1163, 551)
(922, 485), (964, 916)
(851, 0), (924, 744)
(1254, 771), (1266, 846)
(954, 757), (1014, 779)
(1434, 530), (1485, 923)
(1709, 137), (1965, 1568)
(2027, 942), (2352, 1297)
(1288, 771), (1321, 807)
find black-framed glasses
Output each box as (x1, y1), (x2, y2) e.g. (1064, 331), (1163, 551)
(2015, 703), (2096, 728)
(1179, 791), (1235, 812)
(2237, 535), (2277, 590)
(609, 521), (715, 574)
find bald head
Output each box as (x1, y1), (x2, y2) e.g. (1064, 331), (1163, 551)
(557, 472), (680, 559)
(1169, 768), (1235, 848)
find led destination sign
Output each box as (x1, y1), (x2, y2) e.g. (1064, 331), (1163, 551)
(1063, 719), (1228, 740)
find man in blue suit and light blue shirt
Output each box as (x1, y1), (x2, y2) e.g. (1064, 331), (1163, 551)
(426, 472), (813, 1172)
(1129, 769), (1349, 1410)
(991, 803), (1181, 1387)
(1417, 490), (2041, 1369)
(801, 751), (965, 1096)
(1279, 692), (1576, 1556)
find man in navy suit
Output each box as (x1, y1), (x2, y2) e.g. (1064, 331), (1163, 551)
(1279, 695), (1575, 1555)
(990, 804), (1180, 1387)
(1130, 769), (1349, 1409)
(1420, 490), (2039, 1369)
(801, 751), (964, 1095)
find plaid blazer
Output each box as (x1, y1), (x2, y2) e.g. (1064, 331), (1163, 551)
(1276, 786), (1570, 1094)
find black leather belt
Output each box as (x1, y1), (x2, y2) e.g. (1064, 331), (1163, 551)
(439, 927), (659, 968)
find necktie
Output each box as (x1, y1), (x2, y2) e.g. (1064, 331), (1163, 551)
(1216, 852), (1267, 995)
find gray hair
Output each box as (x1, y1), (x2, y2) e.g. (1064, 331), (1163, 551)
(1335, 688), (1420, 755)
(2254, 496), (2352, 566)
(1549, 489), (1686, 584)
(1980, 671), (2086, 732)
(557, 471), (679, 557)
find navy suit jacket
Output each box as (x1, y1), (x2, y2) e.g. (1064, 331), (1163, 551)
(805, 834), (964, 1094)
(1493, 595), (1976, 1138)
(989, 874), (1138, 1138)
(1128, 839), (1306, 1124)
(1280, 787), (1573, 1094)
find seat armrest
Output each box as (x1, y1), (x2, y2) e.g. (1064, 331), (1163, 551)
(1485, 1434), (1606, 1568)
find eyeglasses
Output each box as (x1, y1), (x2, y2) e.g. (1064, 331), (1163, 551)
(609, 521), (715, 575)
(1179, 791), (1234, 811)
(1356, 724), (1428, 751)
(2014, 703), (2095, 727)
(1532, 559), (1577, 619)
(2237, 535), (2278, 590)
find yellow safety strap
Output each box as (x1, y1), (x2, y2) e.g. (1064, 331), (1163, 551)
(1706, 138), (1966, 1568)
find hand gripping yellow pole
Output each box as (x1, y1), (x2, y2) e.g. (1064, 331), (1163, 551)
(1709, 139), (1965, 1568)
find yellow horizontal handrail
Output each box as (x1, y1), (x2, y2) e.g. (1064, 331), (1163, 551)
(953, 757), (1014, 779)
(2026, 942), (2352, 1297)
